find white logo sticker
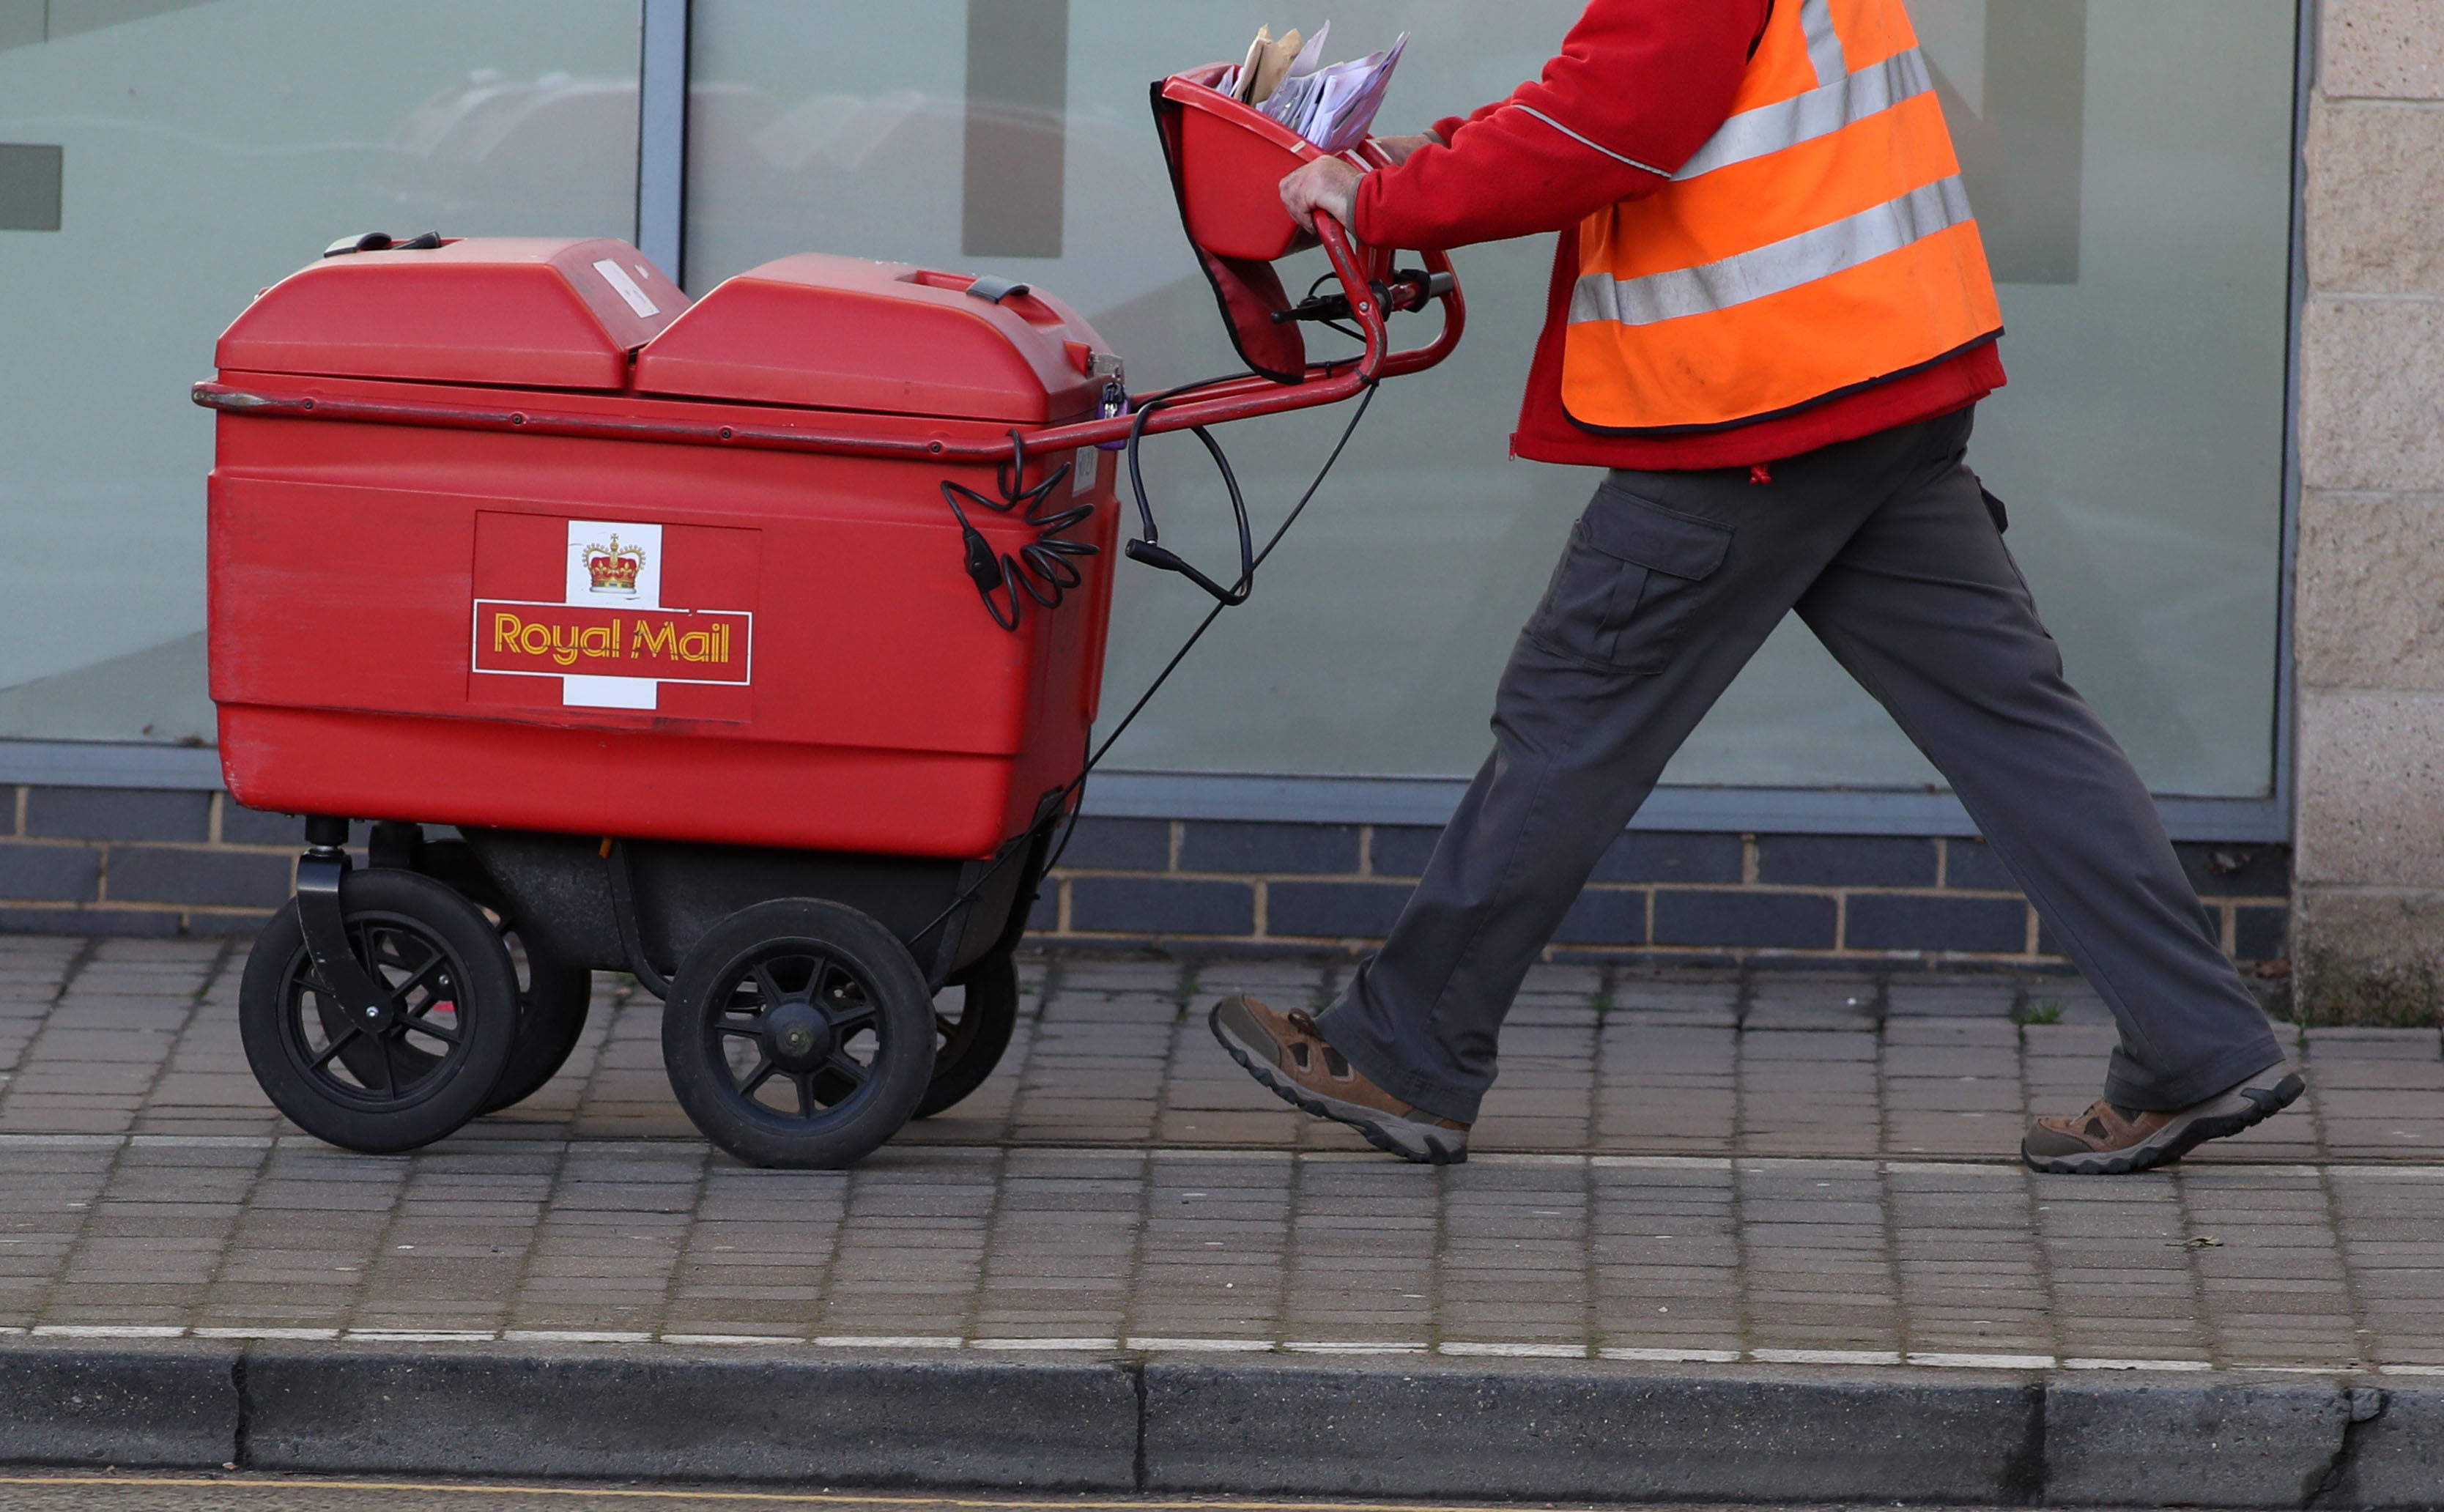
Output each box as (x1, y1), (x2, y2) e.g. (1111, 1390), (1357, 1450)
(1074, 446), (1099, 493)
(564, 519), (664, 709)
(593, 259), (660, 319)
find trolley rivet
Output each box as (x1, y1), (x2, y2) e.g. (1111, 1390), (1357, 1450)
(363, 1006), (379, 1018)
(510, 413), (526, 426)
(719, 427), (733, 440)
(301, 399), (316, 411)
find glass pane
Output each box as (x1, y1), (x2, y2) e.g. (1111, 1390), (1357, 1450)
(1670, 0), (2297, 798)
(0, 0), (642, 744)
(683, 1), (2294, 799)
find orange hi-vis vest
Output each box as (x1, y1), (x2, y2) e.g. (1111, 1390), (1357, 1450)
(1560, 0), (2004, 436)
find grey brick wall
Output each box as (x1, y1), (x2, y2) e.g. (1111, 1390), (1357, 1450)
(0, 785), (2290, 966)
(0, 788), (299, 938)
(1030, 818), (2292, 968)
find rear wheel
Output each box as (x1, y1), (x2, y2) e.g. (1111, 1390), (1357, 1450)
(410, 840), (593, 1113)
(661, 899), (932, 1168)
(238, 868), (519, 1153)
(913, 952), (1021, 1118)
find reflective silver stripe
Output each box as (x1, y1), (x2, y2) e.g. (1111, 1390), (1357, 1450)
(1513, 105), (1670, 178)
(1675, 48), (1933, 181)
(1801, 0), (1850, 88)
(1569, 175), (1975, 328)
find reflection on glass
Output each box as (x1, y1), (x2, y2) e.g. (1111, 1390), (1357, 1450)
(700, 1), (2294, 800)
(0, 0), (641, 744)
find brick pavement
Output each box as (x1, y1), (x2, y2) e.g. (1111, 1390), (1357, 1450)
(0, 935), (2440, 1374)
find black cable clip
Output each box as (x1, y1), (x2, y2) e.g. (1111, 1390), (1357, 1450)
(939, 430), (1099, 632)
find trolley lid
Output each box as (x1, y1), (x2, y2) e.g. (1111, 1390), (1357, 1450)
(214, 237), (687, 391)
(632, 253), (1108, 425)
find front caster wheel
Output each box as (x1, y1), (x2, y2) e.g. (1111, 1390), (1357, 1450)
(913, 952), (1021, 1119)
(239, 868), (519, 1154)
(661, 899), (933, 1168)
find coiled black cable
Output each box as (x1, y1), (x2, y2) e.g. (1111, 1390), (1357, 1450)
(940, 429), (1099, 631)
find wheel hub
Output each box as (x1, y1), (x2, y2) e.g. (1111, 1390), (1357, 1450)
(765, 1001), (834, 1069)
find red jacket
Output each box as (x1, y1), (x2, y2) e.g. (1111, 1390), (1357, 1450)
(1352, 0), (2005, 472)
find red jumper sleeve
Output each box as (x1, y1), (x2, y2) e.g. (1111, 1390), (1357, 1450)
(1356, 0), (1768, 253)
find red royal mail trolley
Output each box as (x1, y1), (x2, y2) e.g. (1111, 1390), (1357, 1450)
(196, 71), (1464, 1168)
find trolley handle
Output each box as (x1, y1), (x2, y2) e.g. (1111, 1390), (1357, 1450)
(1020, 216), (1462, 458)
(1273, 267), (1455, 328)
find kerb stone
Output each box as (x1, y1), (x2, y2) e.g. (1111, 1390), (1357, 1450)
(0, 1341), (240, 1467)
(2349, 1386), (2444, 1508)
(1142, 1359), (2039, 1502)
(241, 1345), (1139, 1487)
(2045, 1377), (2355, 1508)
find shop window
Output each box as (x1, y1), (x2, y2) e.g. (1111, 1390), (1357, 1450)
(0, 1), (643, 744)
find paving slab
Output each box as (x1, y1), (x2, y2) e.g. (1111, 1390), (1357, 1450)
(0, 941), (2437, 1502)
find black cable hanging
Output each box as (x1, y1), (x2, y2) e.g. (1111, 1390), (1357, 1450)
(908, 378), (1381, 946)
(1122, 395), (1256, 607)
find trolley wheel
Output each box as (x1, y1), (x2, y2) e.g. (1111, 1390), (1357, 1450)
(661, 899), (933, 1168)
(407, 840), (593, 1114)
(238, 868), (519, 1155)
(479, 929), (592, 1113)
(912, 952), (1021, 1119)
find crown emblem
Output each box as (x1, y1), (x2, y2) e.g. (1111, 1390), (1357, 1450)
(580, 534), (646, 594)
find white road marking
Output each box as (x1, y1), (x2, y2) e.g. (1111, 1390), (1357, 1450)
(1126, 1337), (1275, 1352)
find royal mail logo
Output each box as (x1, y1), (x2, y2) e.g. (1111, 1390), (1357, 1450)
(582, 533), (647, 596)
(474, 604), (749, 682)
(468, 519), (752, 712)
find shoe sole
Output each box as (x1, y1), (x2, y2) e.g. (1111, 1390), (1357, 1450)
(2023, 1072), (2306, 1176)
(1209, 1007), (1467, 1166)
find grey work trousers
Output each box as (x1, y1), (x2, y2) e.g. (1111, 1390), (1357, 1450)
(1316, 407), (2284, 1125)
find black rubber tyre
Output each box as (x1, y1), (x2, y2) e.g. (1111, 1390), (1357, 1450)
(407, 840), (592, 1114)
(661, 898), (933, 1168)
(238, 868), (519, 1154)
(912, 952), (1021, 1119)
(479, 929), (593, 1113)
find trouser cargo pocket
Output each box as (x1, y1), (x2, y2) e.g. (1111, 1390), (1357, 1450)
(1525, 483), (1733, 673)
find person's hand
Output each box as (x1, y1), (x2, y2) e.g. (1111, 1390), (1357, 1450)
(1370, 130), (1445, 166)
(1281, 155), (1364, 237)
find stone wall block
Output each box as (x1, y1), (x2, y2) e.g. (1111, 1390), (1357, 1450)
(2295, 492), (2444, 690)
(2321, 0), (2444, 100)
(2298, 297), (2444, 494)
(2306, 99), (2444, 294)
(2293, 888), (2444, 1024)
(2295, 693), (2444, 887)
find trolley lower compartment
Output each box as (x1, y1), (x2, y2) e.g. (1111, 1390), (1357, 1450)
(449, 823), (1042, 991)
(234, 808), (1054, 1169)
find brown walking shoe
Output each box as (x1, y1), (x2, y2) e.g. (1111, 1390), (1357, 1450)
(1210, 994), (1471, 1165)
(2022, 1059), (2304, 1175)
